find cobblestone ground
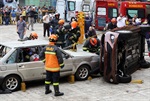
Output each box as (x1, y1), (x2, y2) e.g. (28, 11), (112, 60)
(0, 24), (150, 101)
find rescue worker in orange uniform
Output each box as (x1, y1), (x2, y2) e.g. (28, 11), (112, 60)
(39, 34), (64, 96)
(83, 38), (100, 55)
(56, 19), (66, 48)
(65, 21), (80, 50)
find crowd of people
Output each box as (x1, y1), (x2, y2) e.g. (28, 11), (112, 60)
(0, 5), (55, 25)
(106, 14), (150, 31)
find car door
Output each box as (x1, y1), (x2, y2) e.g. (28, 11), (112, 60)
(16, 47), (45, 81)
(60, 51), (74, 74)
(42, 50), (74, 78)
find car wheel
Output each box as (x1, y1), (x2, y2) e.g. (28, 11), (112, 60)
(2, 75), (21, 91)
(75, 65), (90, 81)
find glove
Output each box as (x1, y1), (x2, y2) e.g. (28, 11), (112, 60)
(60, 64), (65, 69)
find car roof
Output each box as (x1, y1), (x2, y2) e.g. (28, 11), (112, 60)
(64, 50), (98, 57)
(0, 40), (49, 48)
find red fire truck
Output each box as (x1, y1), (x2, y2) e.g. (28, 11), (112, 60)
(119, 1), (147, 22)
(92, 0), (118, 30)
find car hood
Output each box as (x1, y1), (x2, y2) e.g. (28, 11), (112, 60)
(64, 50), (98, 57)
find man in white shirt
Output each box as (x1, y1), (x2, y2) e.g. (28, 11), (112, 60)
(117, 14), (127, 28)
(43, 12), (50, 37)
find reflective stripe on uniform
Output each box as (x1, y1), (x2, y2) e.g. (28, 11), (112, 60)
(45, 81), (51, 84)
(45, 67), (60, 72)
(45, 51), (56, 55)
(83, 47), (88, 51)
(42, 59), (46, 62)
(53, 83), (59, 86)
(73, 34), (77, 38)
(60, 63), (64, 66)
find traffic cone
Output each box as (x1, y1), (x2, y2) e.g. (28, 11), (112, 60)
(88, 76), (92, 81)
(21, 82), (26, 92)
(68, 74), (75, 84)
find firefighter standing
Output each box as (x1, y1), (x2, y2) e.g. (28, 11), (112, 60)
(39, 34), (64, 96)
(83, 38), (100, 55)
(56, 19), (66, 48)
(65, 21), (80, 51)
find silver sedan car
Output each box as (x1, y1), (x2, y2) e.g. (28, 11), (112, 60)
(0, 40), (99, 91)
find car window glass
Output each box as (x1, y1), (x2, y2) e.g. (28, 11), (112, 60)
(20, 47), (40, 62)
(6, 50), (17, 64)
(0, 45), (11, 58)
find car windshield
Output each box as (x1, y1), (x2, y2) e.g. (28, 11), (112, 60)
(0, 45), (11, 58)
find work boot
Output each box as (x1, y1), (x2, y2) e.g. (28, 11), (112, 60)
(54, 85), (64, 96)
(45, 84), (52, 94)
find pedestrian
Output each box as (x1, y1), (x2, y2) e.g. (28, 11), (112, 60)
(106, 18), (117, 31)
(132, 14), (137, 25)
(83, 38), (100, 55)
(10, 8), (16, 24)
(27, 7), (36, 31)
(84, 13), (92, 34)
(16, 15), (26, 39)
(51, 13), (60, 34)
(0, 8), (3, 25)
(56, 19), (66, 48)
(142, 18), (150, 56)
(39, 34), (64, 96)
(85, 26), (97, 39)
(117, 14), (126, 28)
(43, 12), (50, 37)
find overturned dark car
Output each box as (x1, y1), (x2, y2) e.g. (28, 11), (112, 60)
(100, 25), (150, 84)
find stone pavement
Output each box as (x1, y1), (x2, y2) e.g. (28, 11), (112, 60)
(0, 24), (150, 101)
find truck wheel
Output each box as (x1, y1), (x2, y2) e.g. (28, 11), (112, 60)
(2, 75), (21, 91)
(75, 65), (90, 81)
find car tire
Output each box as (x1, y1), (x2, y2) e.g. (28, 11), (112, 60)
(118, 75), (132, 83)
(75, 65), (90, 81)
(2, 75), (21, 91)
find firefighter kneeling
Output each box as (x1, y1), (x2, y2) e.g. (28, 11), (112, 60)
(83, 38), (100, 55)
(39, 34), (64, 96)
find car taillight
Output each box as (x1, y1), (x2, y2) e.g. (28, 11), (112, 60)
(149, 52), (150, 57)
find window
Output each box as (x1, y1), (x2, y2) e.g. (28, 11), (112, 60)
(108, 8), (118, 18)
(82, 4), (90, 12)
(5, 0), (13, 3)
(68, 1), (75, 11)
(18, 47), (40, 62)
(6, 50), (17, 64)
(126, 9), (145, 19)
(0, 45), (11, 58)
(97, 7), (106, 15)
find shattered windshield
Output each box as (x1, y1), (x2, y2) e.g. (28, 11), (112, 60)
(0, 45), (11, 59)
